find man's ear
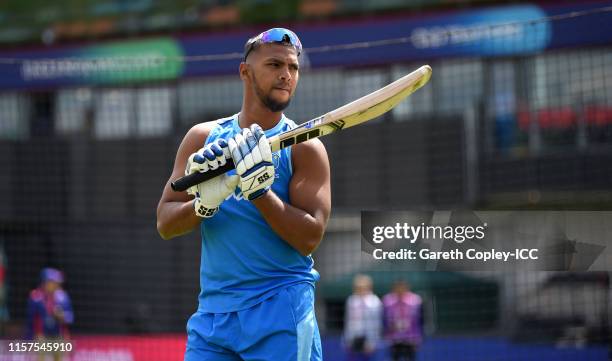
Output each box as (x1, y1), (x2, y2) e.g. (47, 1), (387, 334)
(239, 62), (249, 81)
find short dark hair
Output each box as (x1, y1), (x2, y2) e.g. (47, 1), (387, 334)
(243, 28), (302, 61)
(244, 40), (295, 62)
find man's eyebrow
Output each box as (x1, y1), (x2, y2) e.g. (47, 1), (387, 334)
(263, 56), (285, 62)
(264, 57), (300, 67)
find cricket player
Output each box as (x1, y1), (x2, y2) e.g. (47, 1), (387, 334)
(157, 28), (330, 361)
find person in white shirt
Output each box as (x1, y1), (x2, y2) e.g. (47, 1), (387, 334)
(344, 274), (383, 360)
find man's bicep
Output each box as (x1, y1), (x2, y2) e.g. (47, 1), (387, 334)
(289, 140), (331, 223)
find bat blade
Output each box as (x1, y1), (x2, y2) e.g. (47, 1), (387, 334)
(171, 65), (432, 192)
(269, 65), (432, 151)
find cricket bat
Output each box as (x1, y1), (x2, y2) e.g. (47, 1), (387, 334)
(171, 65), (432, 192)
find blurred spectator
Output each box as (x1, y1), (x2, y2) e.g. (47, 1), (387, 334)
(344, 274), (383, 361)
(26, 268), (74, 360)
(383, 281), (423, 361)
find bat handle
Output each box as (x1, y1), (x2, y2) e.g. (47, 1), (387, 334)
(171, 159), (236, 192)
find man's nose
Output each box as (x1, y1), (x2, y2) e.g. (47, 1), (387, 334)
(279, 66), (291, 81)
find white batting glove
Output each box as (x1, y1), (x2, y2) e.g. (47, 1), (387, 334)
(228, 124), (275, 201)
(185, 139), (239, 218)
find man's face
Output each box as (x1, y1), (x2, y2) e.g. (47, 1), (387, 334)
(243, 43), (300, 112)
(353, 277), (372, 296)
(44, 280), (60, 293)
(394, 282), (408, 295)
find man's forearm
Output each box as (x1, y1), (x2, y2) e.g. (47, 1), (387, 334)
(253, 191), (325, 256)
(156, 200), (202, 240)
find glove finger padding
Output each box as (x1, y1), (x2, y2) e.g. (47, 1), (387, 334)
(230, 133), (251, 176)
(186, 138), (237, 217)
(228, 124), (275, 201)
(251, 124), (272, 163)
(207, 139), (228, 169)
(185, 151), (205, 197)
(186, 151), (207, 176)
(245, 127), (262, 165)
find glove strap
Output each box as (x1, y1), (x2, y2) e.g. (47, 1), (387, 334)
(247, 187), (270, 201)
(194, 199), (219, 218)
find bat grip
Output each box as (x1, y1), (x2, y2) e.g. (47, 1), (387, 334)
(171, 159), (236, 192)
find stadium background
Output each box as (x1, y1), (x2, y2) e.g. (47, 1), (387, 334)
(0, 0), (610, 360)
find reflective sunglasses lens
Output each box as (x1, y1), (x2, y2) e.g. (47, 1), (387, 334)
(260, 28), (302, 53)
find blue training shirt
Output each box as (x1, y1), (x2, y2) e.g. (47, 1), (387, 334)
(198, 113), (320, 313)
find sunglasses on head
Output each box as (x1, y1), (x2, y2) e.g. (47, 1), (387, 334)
(243, 28), (302, 61)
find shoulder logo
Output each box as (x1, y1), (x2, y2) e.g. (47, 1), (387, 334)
(217, 117), (234, 126)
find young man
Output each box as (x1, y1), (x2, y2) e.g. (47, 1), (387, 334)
(156, 28), (331, 361)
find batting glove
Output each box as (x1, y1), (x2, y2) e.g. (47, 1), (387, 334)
(228, 124), (275, 201)
(185, 139), (239, 218)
